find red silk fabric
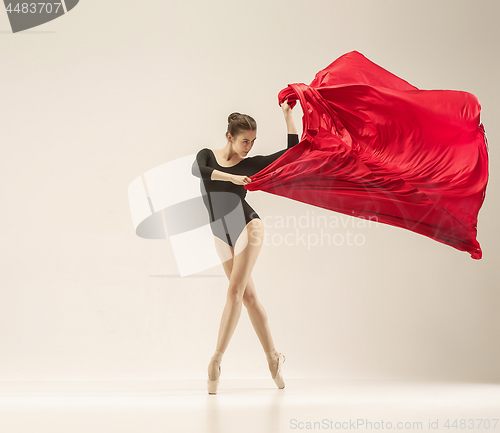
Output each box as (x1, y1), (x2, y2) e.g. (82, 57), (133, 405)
(244, 51), (489, 259)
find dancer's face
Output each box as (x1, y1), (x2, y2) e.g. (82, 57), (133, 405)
(229, 129), (256, 157)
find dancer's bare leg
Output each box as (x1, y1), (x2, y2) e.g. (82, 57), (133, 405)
(208, 219), (264, 380)
(214, 233), (280, 378)
(242, 276), (280, 378)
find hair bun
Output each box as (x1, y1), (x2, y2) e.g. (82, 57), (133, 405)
(226, 112), (256, 139)
(228, 112), (241, 123)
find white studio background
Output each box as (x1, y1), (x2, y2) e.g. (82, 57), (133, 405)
(0, 0), (498, 382)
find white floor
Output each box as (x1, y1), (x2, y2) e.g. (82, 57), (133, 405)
(1, 378), (499, 432)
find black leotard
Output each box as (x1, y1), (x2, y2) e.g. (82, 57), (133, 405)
(191, 134), (300, 247)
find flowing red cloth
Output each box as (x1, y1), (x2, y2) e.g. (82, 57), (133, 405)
(244, 51), (489, 259)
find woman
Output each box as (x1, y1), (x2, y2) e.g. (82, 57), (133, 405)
(191, 99), (299, 394)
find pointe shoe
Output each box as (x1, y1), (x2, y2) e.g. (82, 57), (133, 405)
(207, 360), (221, 395)
(270, 353), (286, 389)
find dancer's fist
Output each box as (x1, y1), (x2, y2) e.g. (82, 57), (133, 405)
(231, 175), (252, 185)
(280, 98), (292, 115)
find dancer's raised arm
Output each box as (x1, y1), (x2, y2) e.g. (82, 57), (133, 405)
(282, 98), (298, 135)
(249, 100), (300, 172)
